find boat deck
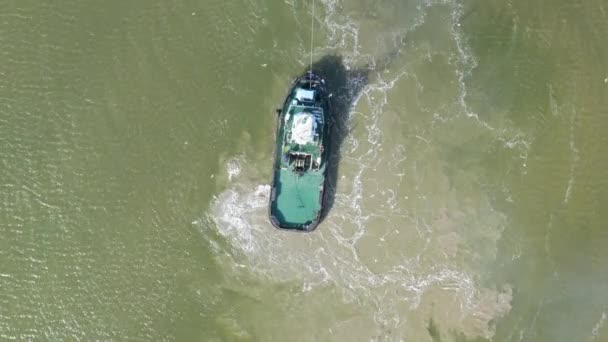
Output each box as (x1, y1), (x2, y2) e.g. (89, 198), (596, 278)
(271, 168), (324, 227)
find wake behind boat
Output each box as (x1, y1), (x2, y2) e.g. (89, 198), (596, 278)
(269, 71), (330, 231)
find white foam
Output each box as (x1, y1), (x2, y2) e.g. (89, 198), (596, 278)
(446, 1), (534, 174)
(564, 109), (579, 204)
(591, 311), (607, 340)
(211, 184), (269, 254)
(226, 158), (241, 181)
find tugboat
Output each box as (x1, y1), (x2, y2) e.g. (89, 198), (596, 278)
(269, 71), (329, 231)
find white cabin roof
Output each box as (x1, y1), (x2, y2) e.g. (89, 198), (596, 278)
(295, 89), (315, 102)
(290, 112), (316, 145)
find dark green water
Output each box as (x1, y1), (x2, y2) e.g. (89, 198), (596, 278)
(1, 0), (607, 341)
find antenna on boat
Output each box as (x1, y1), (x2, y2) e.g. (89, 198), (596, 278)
(309, 0), (315, 86)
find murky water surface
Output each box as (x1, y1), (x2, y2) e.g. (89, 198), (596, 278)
(1, 1), (607, 341)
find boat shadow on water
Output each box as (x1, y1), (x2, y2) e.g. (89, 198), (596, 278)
(309, 55), (370, 226)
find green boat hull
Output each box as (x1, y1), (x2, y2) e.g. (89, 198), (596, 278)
(269, 72), (329, 231)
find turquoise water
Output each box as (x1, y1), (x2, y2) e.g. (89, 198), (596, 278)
(1, 0), (607, 341)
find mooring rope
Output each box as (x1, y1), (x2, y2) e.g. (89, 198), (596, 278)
(309, 0), (315, 74)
